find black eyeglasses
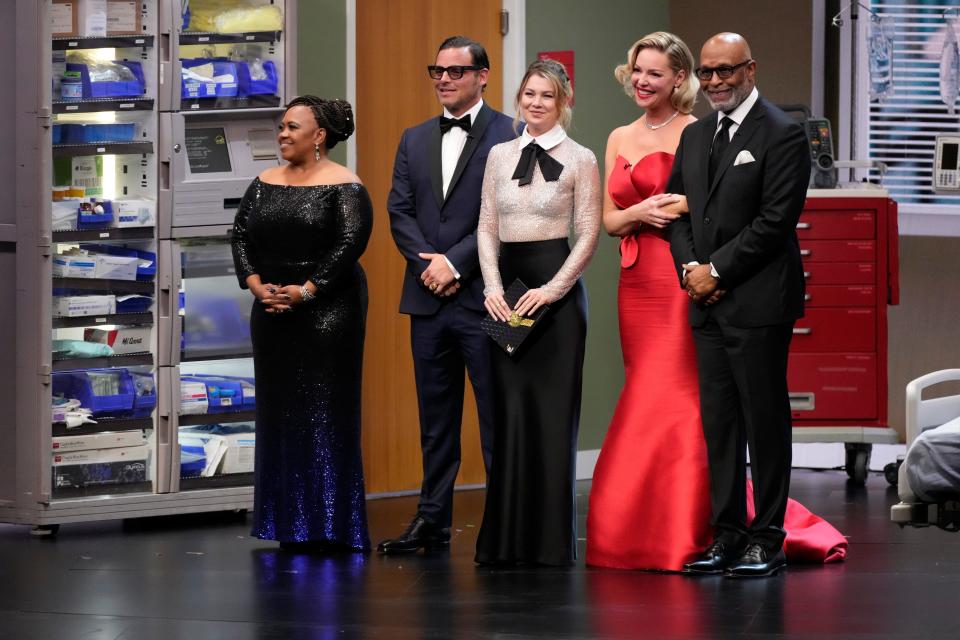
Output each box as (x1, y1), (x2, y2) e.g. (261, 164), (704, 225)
(694, 59), (753, 81)
(427, 65), (485, 80)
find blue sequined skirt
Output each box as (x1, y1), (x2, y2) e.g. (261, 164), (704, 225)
(249, 264), (370, 550)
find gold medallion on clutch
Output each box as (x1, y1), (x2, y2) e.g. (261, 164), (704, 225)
(508, 312), (535, 328)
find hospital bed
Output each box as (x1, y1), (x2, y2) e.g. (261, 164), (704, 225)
(890, 369), (960, 532)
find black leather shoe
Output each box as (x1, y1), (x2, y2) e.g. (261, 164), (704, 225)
(682, 541), (742, 575)
(724, 544), (786, 578)
(376, 515), (450, 554)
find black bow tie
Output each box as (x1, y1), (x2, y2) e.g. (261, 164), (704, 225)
(511, 142), (564, 186)
(439, 114), (472, 134)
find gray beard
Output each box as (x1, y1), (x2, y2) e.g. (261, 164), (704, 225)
(705, 85), (750, 112)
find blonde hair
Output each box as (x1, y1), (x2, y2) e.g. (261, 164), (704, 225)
(513, 59), (573, 134)
(613, 31), (697, 114)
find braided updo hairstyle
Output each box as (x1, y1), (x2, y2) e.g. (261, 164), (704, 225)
(285, 95), (355, 149)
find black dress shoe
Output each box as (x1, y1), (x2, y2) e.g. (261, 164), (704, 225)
(683, 541), (742, 575)
(376, 515), (450, 554)
(724, 544), (786, 578)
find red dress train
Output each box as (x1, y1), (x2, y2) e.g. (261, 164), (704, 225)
(585, 152), (847, 570)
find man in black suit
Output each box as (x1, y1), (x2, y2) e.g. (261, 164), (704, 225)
(378, 36), (517, 554)
(668, 33), (811, 577)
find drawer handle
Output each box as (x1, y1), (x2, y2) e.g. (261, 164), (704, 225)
(793, 327), (812, 335)
(790, 392), (816, 411)
(797, 222), (811, 230)
(804, 293), (812, 301)
(800, 249), (811, 256)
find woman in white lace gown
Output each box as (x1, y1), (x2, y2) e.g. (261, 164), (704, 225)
(475, 59), (601, 566)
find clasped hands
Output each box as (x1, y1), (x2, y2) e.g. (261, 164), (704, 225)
(252, 281), (313, 314)
(419, 252), (461, 297)
(682, 263), (726, 306)
(632, 193), (687, 229)
(485, 288), (552, 323)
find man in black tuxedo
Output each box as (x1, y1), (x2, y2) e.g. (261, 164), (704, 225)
(668, 33), (811, 577)
(378, 36), (517, 554)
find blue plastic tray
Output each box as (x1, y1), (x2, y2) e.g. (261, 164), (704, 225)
(65, 61), (146, 99)
(237, 60), (278, 97)
(181, 58), (239, 98)
(53, 368), (136, 417)
(60, 123), (136, 143)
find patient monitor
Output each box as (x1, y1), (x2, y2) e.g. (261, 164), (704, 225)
(934, 135), (960, 193)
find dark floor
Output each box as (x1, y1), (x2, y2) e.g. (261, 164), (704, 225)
(0, 470), (958, 639)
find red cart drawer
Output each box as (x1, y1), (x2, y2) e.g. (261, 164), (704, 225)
(804, 261), (875, 285)
(788, 353), (878, 420)
(791, 307), (876, 352)
(799, 239), (876, 262)
(797, 210), (875, 240)
(805, 284), (876, 307)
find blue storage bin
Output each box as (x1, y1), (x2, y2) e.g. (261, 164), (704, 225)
(66, 61), (146, 99)
(116, 294), (153, 313)
(187, 375), (246, 413)
(183, 295), (251, 354)
(180, 449), (206, 477)
(52, 369), (135, 417)
(86, 244), (156, 280)
(239, 378), (255, 409)
(52, 124), (63, 144)
(130, 371), (156, 418)
(61, 123), (136, 143)
(181, 58), (239, 98)
(135, 249), (157, 281)
(76, 201), (114, 229)
(237, 60), (278, 97)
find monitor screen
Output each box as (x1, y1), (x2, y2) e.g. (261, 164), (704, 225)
(185, 127), (232, 174)
(941, 142), (959, 171)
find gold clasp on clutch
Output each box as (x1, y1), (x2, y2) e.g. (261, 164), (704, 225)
(508, 312), (535, 328)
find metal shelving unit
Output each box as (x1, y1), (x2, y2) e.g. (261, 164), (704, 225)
(2, 0), (299, 535)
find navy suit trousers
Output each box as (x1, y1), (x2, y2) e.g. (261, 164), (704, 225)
(410, 300), (495, 528)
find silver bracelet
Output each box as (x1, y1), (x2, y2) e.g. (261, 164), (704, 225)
(299, 285), (316, 303)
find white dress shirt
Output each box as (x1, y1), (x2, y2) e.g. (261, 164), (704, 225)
(438, 98), (485, 279)
(688, 87), (762, 282)
(441, 98), (485, 197)
(713, 86), (759, 142)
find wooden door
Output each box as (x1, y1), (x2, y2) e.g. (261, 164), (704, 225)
(356, 0), (504, 494)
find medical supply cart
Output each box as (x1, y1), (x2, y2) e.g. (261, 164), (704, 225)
(2, 0), (297, 534)
(789, 189), (901, 483)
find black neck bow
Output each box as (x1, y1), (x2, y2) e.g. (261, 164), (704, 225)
(439, 114), (472, 134)
(511, 142), (564, 186)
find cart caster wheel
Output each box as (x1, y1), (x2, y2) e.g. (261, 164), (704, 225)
(845, 443), (871, 485)
(884, 460), (901, 486)
(30, 524), (60, 537)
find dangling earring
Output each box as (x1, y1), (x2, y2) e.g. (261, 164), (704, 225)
(314, 143), (321, 161)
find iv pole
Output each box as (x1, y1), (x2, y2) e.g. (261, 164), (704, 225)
(832, 2), (888, 183)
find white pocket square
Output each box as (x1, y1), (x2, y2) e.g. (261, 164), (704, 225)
(734, 150), (756, 166)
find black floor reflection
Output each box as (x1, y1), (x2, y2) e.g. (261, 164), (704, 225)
(0, 471), (957, 639)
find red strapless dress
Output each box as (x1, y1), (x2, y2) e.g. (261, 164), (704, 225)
(585, 152), (847, 570)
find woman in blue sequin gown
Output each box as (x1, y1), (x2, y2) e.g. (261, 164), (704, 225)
(232, 96), (373, 551)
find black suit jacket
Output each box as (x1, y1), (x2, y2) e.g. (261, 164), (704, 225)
(387, 103), (518, 315)
(668, 96), (811, 328)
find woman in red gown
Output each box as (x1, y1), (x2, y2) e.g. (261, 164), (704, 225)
(585, 32), (847, 571)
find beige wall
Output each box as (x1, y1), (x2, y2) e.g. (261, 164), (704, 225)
(670, 0), (814, 118)
(887, 236), (960, 437)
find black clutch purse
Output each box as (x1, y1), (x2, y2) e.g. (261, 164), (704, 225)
(481, 278), (549, 356)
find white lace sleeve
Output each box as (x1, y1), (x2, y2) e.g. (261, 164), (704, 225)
(540, 148), (602, 300)
(478, 144), (504, 297)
